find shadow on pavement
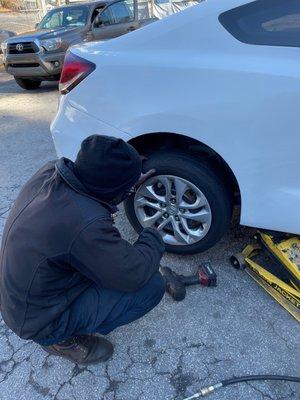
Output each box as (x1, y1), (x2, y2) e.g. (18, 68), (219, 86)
(0, 75), (58, 95)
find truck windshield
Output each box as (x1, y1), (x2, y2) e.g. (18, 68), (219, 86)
(38, 6), (89, 29)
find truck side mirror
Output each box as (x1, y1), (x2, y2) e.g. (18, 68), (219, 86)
(94, 15), (103, 28)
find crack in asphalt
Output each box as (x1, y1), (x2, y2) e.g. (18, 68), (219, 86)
(245, 381), (298, 400)
(169, 353), (195, 399)
(267, 321), (296, 352)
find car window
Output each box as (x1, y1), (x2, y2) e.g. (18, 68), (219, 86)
(39, 6), (89, 29)
(106, 0), (134, 25)
(98, 7), (114, 25)
(42, 10), (63, 29)
(219, 0), (300, 48)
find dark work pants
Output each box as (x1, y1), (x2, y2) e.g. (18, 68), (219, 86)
(36, 272), (165, 346)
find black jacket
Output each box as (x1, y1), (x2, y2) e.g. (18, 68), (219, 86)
(0, 158), (165, 341)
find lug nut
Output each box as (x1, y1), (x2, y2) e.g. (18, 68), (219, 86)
(170, 198), (176, 204)
(179, 208), (186, 213)
(175, 215), (180, 221)
(163, 212), (169, 218)
(160, 202), (167, 208)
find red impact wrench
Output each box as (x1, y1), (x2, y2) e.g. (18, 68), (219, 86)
(160, 262), (217, 301)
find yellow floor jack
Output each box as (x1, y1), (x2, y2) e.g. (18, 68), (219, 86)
(230, 231), (300, 322)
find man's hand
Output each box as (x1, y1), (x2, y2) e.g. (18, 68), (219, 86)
(135, 169), (156, 189)
(126, 169), (156, 196)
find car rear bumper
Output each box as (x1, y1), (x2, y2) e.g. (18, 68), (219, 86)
(51, 97), (131, 160)
(4, 51), (65, 78)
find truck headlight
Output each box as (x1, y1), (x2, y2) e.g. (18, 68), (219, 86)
(40, 38), (62, 52)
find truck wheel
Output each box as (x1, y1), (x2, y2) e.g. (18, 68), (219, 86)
(124, 151), (233, 255)
(14, 78), (41, 90)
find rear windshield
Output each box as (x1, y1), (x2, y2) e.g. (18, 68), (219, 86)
(38, 6), (89, 29)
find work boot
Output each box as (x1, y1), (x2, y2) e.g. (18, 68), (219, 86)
(42, 334), (113, 365)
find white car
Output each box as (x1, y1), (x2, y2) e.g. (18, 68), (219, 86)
(51, 0), (300, 255)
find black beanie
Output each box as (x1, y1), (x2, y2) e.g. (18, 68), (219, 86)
(74, 135), (142, 199)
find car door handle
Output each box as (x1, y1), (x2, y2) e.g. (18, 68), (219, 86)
(127, 26), (136, 32)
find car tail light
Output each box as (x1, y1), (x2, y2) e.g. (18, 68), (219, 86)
(59, 52), (95, 95)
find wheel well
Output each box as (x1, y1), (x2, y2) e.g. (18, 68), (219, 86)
(128, 132), (240, 201)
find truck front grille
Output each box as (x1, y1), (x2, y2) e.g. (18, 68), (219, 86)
(8, 42), (39, 54)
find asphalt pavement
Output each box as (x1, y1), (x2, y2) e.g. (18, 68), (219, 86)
(0, 71), (299, 400)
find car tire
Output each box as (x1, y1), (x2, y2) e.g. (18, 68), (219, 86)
(124, 151), (233, 255)
(14, 78), (42, 90)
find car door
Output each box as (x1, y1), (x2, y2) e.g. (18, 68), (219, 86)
(92, 0), (139, 41)
(218, 0), (300, 233)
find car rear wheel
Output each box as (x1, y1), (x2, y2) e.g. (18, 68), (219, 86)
(124, 151), (233, 254)
(14, 78), (41, 90)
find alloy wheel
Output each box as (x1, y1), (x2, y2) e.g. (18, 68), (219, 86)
(134, 175), (212, 246)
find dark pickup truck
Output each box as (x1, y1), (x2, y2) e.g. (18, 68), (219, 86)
(1, 1), (156, 90)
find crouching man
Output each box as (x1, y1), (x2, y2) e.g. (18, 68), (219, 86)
(0, 135), (165, 364)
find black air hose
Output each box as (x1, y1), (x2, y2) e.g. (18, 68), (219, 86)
(182, 374), (300, 399)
